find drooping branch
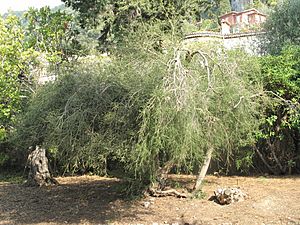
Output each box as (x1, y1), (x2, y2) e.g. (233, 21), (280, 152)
(191, 50), (212, 91)
(254, 146), (277, 175)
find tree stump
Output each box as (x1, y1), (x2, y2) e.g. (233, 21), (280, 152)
(25, 146), (58, 186)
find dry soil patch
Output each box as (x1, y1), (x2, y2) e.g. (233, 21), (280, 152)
(0, 175), (299, 225)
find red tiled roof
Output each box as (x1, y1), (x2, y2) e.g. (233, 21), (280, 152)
(220, 8), (267, 19)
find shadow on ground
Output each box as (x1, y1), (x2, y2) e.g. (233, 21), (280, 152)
(0, 177), (153, 224)
(1, 175), (300, 224)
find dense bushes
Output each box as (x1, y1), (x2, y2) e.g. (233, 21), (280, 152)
(256, 0), (300, 174)
(14, 67), (139, 174)
(13, 29), (169, 175)
(256, 46), (300, 174)
(2, 1), (300, 191)
(13, 44), (270, 192)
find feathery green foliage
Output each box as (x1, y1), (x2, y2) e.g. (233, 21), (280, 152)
(13, 25), (170, 175)
(132, 45), (265, 183)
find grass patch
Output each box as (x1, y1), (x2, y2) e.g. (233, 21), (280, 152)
(0, 170), (25, 184)
(192, 189), (206, 199)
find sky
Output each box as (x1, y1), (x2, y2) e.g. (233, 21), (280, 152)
(0, 0), (63, 14)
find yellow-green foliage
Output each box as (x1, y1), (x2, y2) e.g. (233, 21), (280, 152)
(0, 16), (36, 140)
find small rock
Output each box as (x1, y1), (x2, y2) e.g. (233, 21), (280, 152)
(213, 187), (247, 205)
(143, 201), (151, 208)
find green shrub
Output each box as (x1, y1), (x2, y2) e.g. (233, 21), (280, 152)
(13, 26), (169, 175)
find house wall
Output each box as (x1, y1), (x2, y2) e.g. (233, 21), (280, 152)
(223, 34), (260, 55)
(221, 22), (231, 35)
(220, 9), (266, 33)
(38, 75), (57, 85)
(223, 14), (236, 25)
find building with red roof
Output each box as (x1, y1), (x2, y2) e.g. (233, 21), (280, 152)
(220, 9), (267, 34)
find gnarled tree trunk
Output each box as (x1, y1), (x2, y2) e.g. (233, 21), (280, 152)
(26, 146), (58, 186)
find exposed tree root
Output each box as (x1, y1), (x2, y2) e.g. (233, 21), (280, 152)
(148, 187), (190, 198)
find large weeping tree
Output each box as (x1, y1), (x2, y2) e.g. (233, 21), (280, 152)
(132, 45), (266, 192)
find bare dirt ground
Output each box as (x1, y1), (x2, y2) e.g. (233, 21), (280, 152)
(0, 174), (300, 225)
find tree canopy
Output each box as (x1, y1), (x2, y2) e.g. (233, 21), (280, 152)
(61, 0), (228, 50)
(24, 7), (84, 63)
(1, 0), (299, 193)
(255, 0), (300, 175)
(262, 0), (300, 55)
(256, 45), (300, 175)
(0, 16), (36, 141)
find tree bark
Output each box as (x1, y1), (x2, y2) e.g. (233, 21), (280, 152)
(194, 147), (213, 191)
(25, 146), (58, 187)
(254, 145), (278, 175)
(294, 131), (300, 172)
(156, 161), (174, 190)
(148, 187), (190, 198)
(267, 139), (285, 174)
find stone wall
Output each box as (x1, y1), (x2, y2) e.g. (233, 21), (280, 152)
(184, 31), (265, 55)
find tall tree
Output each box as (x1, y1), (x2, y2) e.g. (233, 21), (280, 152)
(24, 6), (84, 63)
(132, 45), (265, 191)
(62, 0), (108, 27)
(61, 0), (221, 50)
(219, 0), (232, 15)
(257, 0), (300, 174)
(0, 16), (36, 141)
(257, 46), (300, 174)
(230, 0), (253, 11)
(261, 0), (300, 55)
